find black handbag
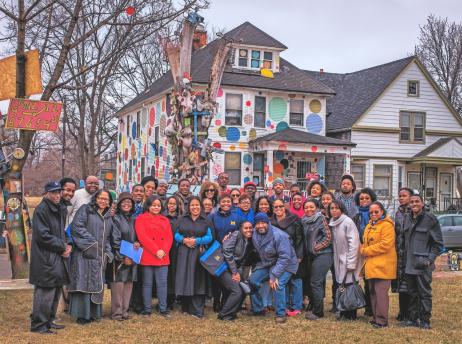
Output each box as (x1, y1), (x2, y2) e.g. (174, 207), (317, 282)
(335, 272), (367, 312)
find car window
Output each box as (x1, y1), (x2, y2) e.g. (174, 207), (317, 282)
(438, 217), (453, 227)
(453, 216), (462, 226)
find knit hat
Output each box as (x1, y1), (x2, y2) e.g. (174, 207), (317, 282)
(244, 181), (257, 189)
(273, 178), (285, 186)
(255, 212), (270, 224)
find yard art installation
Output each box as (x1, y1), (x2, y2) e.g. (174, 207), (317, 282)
(6, 98), (62, 132)
(161, 11), (233, 184)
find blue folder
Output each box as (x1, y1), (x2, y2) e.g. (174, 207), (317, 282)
(120, 240), (143, 264)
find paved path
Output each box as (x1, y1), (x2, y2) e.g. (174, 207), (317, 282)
(0, 278), (32, 290)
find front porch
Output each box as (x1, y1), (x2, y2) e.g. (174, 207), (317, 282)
(249, 128), (356, 190)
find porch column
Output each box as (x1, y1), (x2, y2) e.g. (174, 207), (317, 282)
(344, 151), (351, 175)
(266, 150), (274, 188)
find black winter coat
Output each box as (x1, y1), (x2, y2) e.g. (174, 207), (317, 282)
(107, 212), (138, 283)
(29, 198), (69, 287)
(271, 211), (305, 277)
(166, 213), (179, 295)
(392, 205), (410, 292)
(222, 230), (252, 275)
(68, 201), (113, 304)
(403, 209), (444, 275)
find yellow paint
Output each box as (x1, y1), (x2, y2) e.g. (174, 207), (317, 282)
(260, 68), (274, 78)
(309, 99), (322, 113)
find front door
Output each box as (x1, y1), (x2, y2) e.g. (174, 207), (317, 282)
(297, 161), (311, 191)
(440, 173), (453, 211)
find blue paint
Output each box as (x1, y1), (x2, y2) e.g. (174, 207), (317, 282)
(306, 113), (323, 134)
(226, 127), (240, 142)
(316, 156), (326, 178)
(243, 154), (252, 165)
(280, 159), (289, 169)
(266, 119), (272, 127)
(276, 121), (289, 132)
(243, 176), (250, 183)
(131, 122), (137, 138)
(274, 151), (285, 160)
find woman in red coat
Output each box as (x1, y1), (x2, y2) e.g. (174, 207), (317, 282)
(135, 195), (173, 317)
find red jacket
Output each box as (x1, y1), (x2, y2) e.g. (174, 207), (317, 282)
(135, 213), (173, 266)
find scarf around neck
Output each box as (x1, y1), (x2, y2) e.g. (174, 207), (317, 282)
(302, 211), (322, 225)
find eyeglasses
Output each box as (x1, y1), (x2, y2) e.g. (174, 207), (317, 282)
(274, 205), (285, 208)
(205, 189), (215, 192)
(369, 210), (381, 214)
(97, 198), (109, 202)
(231, 194), (240, 198)
(240, 201), (251, 205)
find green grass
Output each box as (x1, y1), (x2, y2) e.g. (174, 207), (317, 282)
(0, 277), (461, 344)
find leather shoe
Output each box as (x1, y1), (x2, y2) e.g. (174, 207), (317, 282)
(38, 329), (57, 335)
(49, 321), (65, 329)
(419, 322), (431, 330)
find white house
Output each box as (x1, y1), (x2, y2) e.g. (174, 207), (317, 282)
(307, 57), (462, 210)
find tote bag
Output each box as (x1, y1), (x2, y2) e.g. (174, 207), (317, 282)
(199, 240), (228, 277)
(335, 272), (367, 312)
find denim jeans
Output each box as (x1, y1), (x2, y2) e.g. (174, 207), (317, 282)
(285, 277), (303, 311)
(261, 282), (273, 307)
(250, 268), (293, 317)
(142, 265), (168, 313)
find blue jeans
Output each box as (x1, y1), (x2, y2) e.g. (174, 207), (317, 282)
(142, 265), (168, 313)
(261, 282), (273, 307)
(285, 277), (303, 311)
(250, 268), (293, 317)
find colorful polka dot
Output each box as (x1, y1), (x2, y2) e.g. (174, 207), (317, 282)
(218, 126), (227, 137)
(243, 176), (250, 183)
(215, 119), (221, 126)
(276, 121), (289, 132)
(239, 142), (246, 149)
(280, 159), (289, 169)
(309, 99), (322, 113)
(149, 108), (155, 126)
(217, 88), (223, 97)
(245, 100), (251, 107)
(274, 151), (285, 160)
(213, 142), (222, 149)
(244, 114), (253, 125)
(243, 154), (252, 165)
(311, 146), (318, 152)
(306, 113), (323, 134)
(249, 129), (257, 140)
(226, 127), (240, 142)
(131, 123), (137, 139)
(229, 145), (236, 151)
(269, 97), (287, 122)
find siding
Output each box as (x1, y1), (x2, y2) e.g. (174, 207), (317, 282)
(355, 61), (462, 132)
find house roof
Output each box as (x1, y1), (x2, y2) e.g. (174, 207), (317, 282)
(305, 56), (415, 132)
(118, 22), (334, 115)
(249, 128), (356, 146)
(413, 137), (461, 158)
(222, 21), (288, 50)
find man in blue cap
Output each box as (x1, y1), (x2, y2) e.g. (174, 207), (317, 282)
(249, 212), (299, 324)
(29, 182), (72, 334)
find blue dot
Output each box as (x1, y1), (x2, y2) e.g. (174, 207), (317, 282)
(243, 176), (250, 183)
(243, 154), (252, 165)
(274, 151), (284, 160)
(226, 127), (240, 142)
(306, 113), (323, 134)
(276, 121), (289, 132)
(131, 122), (137, 138)
(266, 119), (272, 127)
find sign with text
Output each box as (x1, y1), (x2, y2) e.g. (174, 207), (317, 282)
(6, 98), (62, 132)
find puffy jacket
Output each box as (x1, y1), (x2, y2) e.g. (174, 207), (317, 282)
(222, 230), (252, 275)
(301, 212), (332, 256)
(208, 208), (241, 243)
(29, 198), (69, 287)
(270, 211), (304, 259)
(235, 207), (255, 225)
(252, 224), (299, 280)
(135, 213), (173, 266)
(403, 209), (444, 275)
(361, 216), (397, 280)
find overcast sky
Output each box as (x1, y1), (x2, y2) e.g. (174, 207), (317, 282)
(202, 0), (462, 73)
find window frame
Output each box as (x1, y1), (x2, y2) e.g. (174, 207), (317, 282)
(254, 96), (266, 128)
(136, 111), (141, 138)
(253, 153), (265, 187)
(235, 48), (274, 70)
(126, 114), (131, 137)
(407, 80), (420, 97)
(425, 167), (437, 199)
(225, 152), (242, 186)
(289, 99), (304, 126)
(399, 111), (425, 144)
(373, 164), (393, 198)
(225, 93), (243, 126)
(154, 126), (160, 157)
(407, 172), (421, 193)
(351, 164), (366, 190)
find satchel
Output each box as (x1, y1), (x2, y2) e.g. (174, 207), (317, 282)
(335, 272), (367, 312)
(199, 240), (228, 277)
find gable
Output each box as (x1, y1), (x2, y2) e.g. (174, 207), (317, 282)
(428, 139), (462, 159)
(355, 60), (462, 132)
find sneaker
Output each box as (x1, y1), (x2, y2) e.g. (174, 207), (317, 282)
(305, 311), (319, 321)
(275, 316), (287, 324)
(287, 310), (301, 317)
(191, 314), (204, 320)
(48, 321), (65, 329)
(160, 311), (171, 318)
(36, 329), (57, 335)
(372, 322), (388, 329)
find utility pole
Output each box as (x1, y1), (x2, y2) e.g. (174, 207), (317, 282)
(62, 100), (66, 179)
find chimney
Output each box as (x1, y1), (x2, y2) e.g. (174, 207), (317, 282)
(193, 24), (207, 51)
(320, 68), (324, 74)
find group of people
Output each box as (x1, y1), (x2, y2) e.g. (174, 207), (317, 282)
(29, 171), (444, 334)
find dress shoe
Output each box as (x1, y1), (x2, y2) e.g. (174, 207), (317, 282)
(49, 321), (65, 329)
(305, 311), (319, 321)
(419, 322), (431, 330)
(398, 320), (419, 328)
(38, 329), (57, 335)
(275, 316), (287, 324)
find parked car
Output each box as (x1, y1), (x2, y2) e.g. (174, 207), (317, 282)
(437, 214), (462, 249)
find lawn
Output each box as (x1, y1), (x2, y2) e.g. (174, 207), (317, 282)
(0, 276), (461, 344)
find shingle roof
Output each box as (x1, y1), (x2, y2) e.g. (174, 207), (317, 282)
(305, 56), (415, 132)
(118, 22), (334, 115)
(222, 21), (287, 49)
(413, 137), (456, 158)
(249, 128), (356, 146)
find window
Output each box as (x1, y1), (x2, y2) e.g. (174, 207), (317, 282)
(154, 126), (159, 157)
(289, 99), (304, 126)
(398, 166), (404, 190)
(407, 172), (421, 192)
(400, 111), (425, 143)
(225, 94), (243, 125)
(425, 167), (437, 198)
(251, 50), (261, 68)
(263, 52), (273, 69)
(238, 49), (248, 67)
(351, 164), (365, 189)
(253, 153), (265, 186)
(126, 114), (131, 137)
(225, 152), (241, 185)
(454, 216), (462, 226)
(438, 216), (453, 227)
(408, 80), (420, 97)
(254, 96), (266, 128)
(136, 111), (141, 138)
(373, 165), (392, 197)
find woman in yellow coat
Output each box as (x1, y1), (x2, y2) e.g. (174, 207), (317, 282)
(360, 201), (397, 328)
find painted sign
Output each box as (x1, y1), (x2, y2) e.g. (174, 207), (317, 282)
(6, 98), (62, 131)
(0, 49), (42, 101)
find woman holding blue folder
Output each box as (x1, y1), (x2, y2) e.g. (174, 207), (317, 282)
(174, 196), (213, 318)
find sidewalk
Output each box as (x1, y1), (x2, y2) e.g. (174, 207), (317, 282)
(0, 278), (32, 290)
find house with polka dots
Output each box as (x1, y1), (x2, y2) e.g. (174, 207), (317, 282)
(116, 21), (355, 192)
(307, 56), (462, 210)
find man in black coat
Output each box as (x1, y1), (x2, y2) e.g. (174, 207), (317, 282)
(29, 182), (72, 334)
(402, 194), (444, 330)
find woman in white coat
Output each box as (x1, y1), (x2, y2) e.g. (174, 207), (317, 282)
(329, 199), (363, 321)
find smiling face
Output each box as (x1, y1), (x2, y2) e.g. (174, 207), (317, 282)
(148, 199), (162, 215)
(369, 203), (383, 222)
(273, 200), (285, 217)
(157, 183), (167, 196)
(85, 176), (99, 194)
(290, 185), (301, 198)
(144, 181), (156, 197)
(410, 195), (424, 215)
(61, 182), (76, 202)
(255, 221), (268, 234)
(241, 221), (253, 239)
(274, 182), (284, 194)
(179, 180), (191, 196)
(219, 197), (232, 212)
(292, 194), (303, 210)
(310, 184), (322, 197)
(217, 173), (229, 188)
(359, 192), (372, 207)
(321, 193), (333, 210)
(167, 198), (177, 214)
(304, 201), (317, 217)
(244, 186), (256, 198)
(204, 185), (216, 199)
(47, 190), (61, 205)
(239, 198), (251, 212)
(189, 199), (201, 217)
(132, 185), (144, 202)
(96, 191), (110, 210)
(257, 198), (270, 214)
(202, 198), (213, 214)
(230, 191), (240, 205)
(120, 199), (133, 213)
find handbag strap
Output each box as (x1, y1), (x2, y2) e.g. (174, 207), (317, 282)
(342, 271), (357, 285)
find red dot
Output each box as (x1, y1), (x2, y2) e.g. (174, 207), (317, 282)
(270, 124), (275, 129)
(311, 146), (318, 152)
(246, 100), (251, 107)
(126, 6), (135, 15)
(215, 119), (221, 126)
(213, 142), (221, 149)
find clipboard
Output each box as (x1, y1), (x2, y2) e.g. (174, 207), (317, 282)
(120, 240), (143, 264)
